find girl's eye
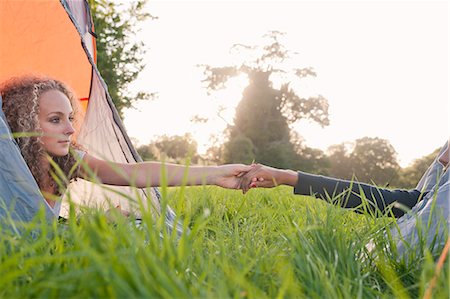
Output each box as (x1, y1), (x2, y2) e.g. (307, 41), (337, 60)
(50, 117), (60, 123)
(69, 116), (75, 122)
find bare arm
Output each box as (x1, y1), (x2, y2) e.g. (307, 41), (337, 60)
(79, 154), (251, 189)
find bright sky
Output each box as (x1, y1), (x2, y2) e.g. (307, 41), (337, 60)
(123, 0), (449, 167)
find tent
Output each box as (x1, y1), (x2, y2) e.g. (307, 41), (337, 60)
(0, 0), (181, 233)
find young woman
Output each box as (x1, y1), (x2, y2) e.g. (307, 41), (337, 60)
(0, 75), (251, 212)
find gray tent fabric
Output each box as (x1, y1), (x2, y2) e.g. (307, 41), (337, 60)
(0, 0), (184, 236)
(388, 141), (449, 259)
(0, 95), (55, 223)
(61, 0), (184, 236)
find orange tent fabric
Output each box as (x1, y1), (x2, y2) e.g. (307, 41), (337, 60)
(0, 0), (182, 235)
(0, 0), (95, 110)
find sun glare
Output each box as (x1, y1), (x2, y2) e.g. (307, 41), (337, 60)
(210, 74), (249, 125)
(124, 1), (448, 167)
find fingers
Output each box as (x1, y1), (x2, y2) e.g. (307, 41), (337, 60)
(231, 163), (272, 193)
(241, 178), (271, 193)
(231, 164), (255, 179)
(239, 175), (251, 193)
(238, 164), (264, 193)
(249, 180), (272, 189)
(241, 176), (251, 194)
(241, 177), (265, 194)
(238, 164), (253, 173)
(236, 171), (246, 178)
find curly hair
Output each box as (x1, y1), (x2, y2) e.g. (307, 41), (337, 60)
(0, 75), (84, 195)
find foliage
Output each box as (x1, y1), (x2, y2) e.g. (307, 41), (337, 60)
(0, 185), (448, 298)
(394, 147), (441, 188)
(204, 144), (223, 165)
(327, 137), (400, 185)
(154, 133), (198, 162)
(222, 134), (255, 164)
(201, 31), (329, 169)
(136, 143), (158, 161)
(350, 137), (400, 185)
(89, 0), (154, 116)
(290, 131), (330, 174)
(137, 133), (199, 163)
(327, 142), (353, 178)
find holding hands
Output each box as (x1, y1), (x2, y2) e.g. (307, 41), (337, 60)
(238, 164), (298, 193)
(209, 164), (253, 189)
(215, 163), (298, 193)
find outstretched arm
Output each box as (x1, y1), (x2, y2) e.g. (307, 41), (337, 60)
(79, 154), (251, 189)
(293, 171), (421, 217)
(241, 163), (421, 217)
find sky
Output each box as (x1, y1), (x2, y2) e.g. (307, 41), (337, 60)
(123, 0), (449, 167)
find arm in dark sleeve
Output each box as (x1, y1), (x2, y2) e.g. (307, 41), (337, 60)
(293, 171), (422, 218)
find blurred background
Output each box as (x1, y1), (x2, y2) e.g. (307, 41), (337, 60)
(90, 0), (449, 188)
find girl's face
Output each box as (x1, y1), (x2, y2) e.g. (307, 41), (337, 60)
(38, 89), (75, 156)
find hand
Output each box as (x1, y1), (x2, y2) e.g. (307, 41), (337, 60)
(211, 164), (252, 189)
(239, 164), (298, 194)
(239, 164), (280, 193)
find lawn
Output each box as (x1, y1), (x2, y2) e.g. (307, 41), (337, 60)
(0, 185), (448, 298)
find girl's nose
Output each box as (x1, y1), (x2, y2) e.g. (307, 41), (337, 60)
(65, 121), (75, 136)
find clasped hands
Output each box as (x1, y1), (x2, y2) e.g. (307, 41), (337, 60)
(216, 163), (297, 194)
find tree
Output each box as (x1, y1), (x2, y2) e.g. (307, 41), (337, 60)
(136, 144), (158, 161)
(291, 131), (329, 174)
(394, 147), (441, 188)
(350, 137), (400, 185)
(201, 31), (329, 168)
(137, 134), (199, 163)
(89, 0), (154, 116)
(327, 143), (353, 179)
(327, 137), (400, 186)
(202, 135), (224, 165)
(204, 144), (223, 165)
(153, 134), (199, 163)
(222, 134), (255, 165)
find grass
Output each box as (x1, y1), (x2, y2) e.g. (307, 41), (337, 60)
(0, 185), (448, 298)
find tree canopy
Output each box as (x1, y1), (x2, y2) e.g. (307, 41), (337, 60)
(89, 0), (154, 116)
(327, 137), (400, 186)
(137, 134), (199, 164)
(201, 31), (329, 171)
(393, 147), (441, 188)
